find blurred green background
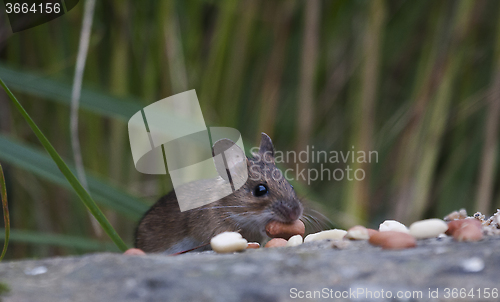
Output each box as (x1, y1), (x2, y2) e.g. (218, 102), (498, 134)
(0, 0), (499, 259)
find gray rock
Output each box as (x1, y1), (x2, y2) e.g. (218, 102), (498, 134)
(0, 236), (499, 302)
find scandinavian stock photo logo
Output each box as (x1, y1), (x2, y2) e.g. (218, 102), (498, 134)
(128, 90), (378, 211)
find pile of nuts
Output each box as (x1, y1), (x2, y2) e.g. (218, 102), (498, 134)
(209, 208), (500, 253)
(354, 208), (497, 250)
(444, 208), (500, 237)
(365, 218), (447, 249)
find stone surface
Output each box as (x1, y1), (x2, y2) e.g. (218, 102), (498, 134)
(0, 236), (499, 302)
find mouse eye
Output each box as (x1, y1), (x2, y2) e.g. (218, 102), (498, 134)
(254, 184), (268, 197)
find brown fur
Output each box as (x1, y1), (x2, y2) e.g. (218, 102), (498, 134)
(135, 133), (303, 253)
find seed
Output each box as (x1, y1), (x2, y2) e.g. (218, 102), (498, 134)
(246, 242), (260, 249)
(446, 219), (482, 236)
(453, 223), (483, 242)
(345, 225), (370, 240)
(210, 232), (248, 253)
(265, 238), (288, 248)
(409, 218), (448, 239)
(266, 220), (305, 240)
(304, 229), (347, 242)
(367, 229), (379, 237)
(443, 208), (468, 221)
(123, 248), (146, 255)
(379, 220), (409, 233)
(369, 231), (416, 250)
(286, 235), (303, 247)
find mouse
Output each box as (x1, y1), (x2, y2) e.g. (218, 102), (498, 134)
(134, 133), (304, 254)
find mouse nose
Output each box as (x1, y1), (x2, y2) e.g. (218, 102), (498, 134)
(288, 206), (301, 221)
(274, 201), (303, 222)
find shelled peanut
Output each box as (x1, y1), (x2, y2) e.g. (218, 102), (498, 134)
(369, 231), (416, 250)
(446, 219), (483, 242)
(265, 220), (305, 240)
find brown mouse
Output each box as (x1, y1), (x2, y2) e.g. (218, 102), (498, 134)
(135, 133), (304, 253)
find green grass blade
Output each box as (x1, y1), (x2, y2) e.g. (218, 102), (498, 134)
(0, 163), (10, 261)
(0, 228), (119, 252)
(0, 78), (128, 252)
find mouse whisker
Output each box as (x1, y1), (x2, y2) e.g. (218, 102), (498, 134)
(220, 211), (259, 231)
(299, 208), (332, 231)
(309, 209), (334, 225)
(300, 215), (317, 232)
(219, 212), (250, 223)
(299, 214), (311, 227)
(302, 213), (323, 232)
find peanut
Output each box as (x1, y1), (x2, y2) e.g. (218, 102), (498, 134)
(367, 229), (379, 237)
(265, 238), (288, 248)
(345, 225), (370, 240)
(286, 235), (303, 247)
(409, 218), (448, 239)
(379, 220), (409, 234)
(210, 232), (248, 253)
(123, 248), (146, 255)
(453, 222), (483, 242)
(369, 231), (416, 250)
(446, 219), (481, 236)
(304, 229), (347, 242)
(266, 220), (305, 240)
(246, 242), (260, 249)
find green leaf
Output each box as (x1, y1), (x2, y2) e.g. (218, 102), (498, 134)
(0, 228), (119, 252)
(0, 64), (201, 134)
(0, 64), (141, 121)
(0, 135), (150, 219)
(0, 78), (129, 251)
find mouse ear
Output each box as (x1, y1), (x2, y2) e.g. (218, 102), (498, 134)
(212, 138), (247, 182)
(259, 133), (275, 163)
